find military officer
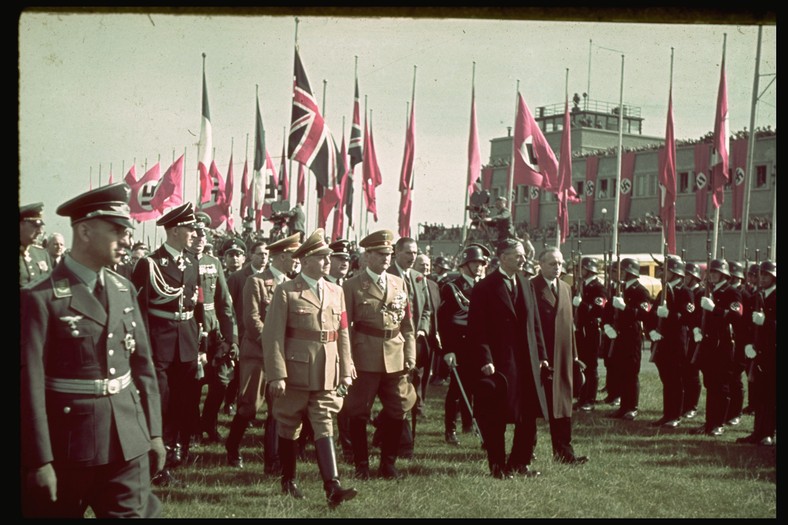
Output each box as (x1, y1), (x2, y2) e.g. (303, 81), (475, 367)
(225, 233), (300, 470)
(20, 202), (51, 286)
(680, 262), (704, 420)
(188, 212), (239, 443)
(21, 183), (164, 517)
(131, 202), (200, 485)
(263, 229), (357, 507)
(326, 239), (352, 286)
(342, 230), (417, 480)
(223, 237), (254, 416)
(725, 260), (747, 427)
(572, 257), (608, 412)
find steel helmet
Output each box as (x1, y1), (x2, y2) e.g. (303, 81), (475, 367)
(759, 259), (776, 278)
(434, 256), (453, 271)
(581, 256), (599, 274)
(666, 256), (686, 277)
(747, 263), (759, 277)
(684, 262), (702, 281)
(523, 259), (536, 276)
(457, 244), (490, 268)
(620, 258), (640, 278)
(708, 258), (730, 277)
(727, 260), (745, 279)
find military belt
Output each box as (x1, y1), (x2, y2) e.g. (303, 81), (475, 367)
(149, 308), (194, 321)
(286, 327), (339, 343)
(354, 323), (400, 340)
(45, 370), (132, 396)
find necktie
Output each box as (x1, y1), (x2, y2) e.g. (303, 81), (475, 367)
(377, 276), (385, 290)
(94, 278), (108, 311)
(317, 282), (323, 302)
(550, 282), (557, 298)
(508, 277), (518, 303)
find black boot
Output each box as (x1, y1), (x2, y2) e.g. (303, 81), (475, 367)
(279, 437), (305, 499)
(264, 415), (281, 475)
(379, 415), (405, 480)
(315, 437), (358, 507)
(349, 417), (370, 480)
(337, 410), (354, 463)
(225, 414), (248, 468)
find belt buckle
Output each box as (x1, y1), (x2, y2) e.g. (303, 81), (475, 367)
(383, 329), (393, 339)
(107, 378), (121, 395)
(320, 331), (329, 343)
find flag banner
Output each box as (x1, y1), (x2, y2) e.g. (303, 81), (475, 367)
(618, 152), (636, 222)
(556, 97), (572, 244)
(481, 165), (494, 191)
(107, 171), (114, 185)
(362, 119), (382, 221)
(694, 142), (711, 219)
(398, 103), (415, 238)
(126, 164), (163, 222)
(198, 63), (213, 201)
(513, 92), (559, 191)
(199, 161), (213, 204)
(288, 48), (345, 192)
(297, 162), (306, 205)
(711, 53), (729, 209)
(398, 186), (412, 238)
(240, 159), (251, 220)
(659, 90), (677, 254)
(730, 137), (748, 222)
(150, 154), (184, 212)
(201, 160), (228, 228)
(260, 151), (278, 218)
(332, 136), (349, 241)
(224, 154), (235, 231)
(584, 156), (599, 225)
(349, 77), (363, 169)
(279, 145), (290, 202)
(467, 86), (481, 198)
(529, 185), (540, 230)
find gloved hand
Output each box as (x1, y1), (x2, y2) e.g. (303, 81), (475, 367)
(572, 295), (582, 307)
(612, 296), (626, 311)
(603, 324), (618, 339)
(657, 304), (669, 318)
(744, 344), (757, 359)
(229, 342), (240, 360)
(150, 436), (166, 475)
(649, 330), (663, 342)
(693, 327), (703, 343)
(27, 463), (57, 503)
(752, 311), (765, 326)
(700, 296), (715, 312)
(444, 352), (457, 368)
(405, 359), (416, 371)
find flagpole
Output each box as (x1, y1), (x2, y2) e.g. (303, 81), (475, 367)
(611, 54), (624, 255)
(586, 39), (592, 110)
(738, 25), (762, 260)
(252, 84), (259, 229)
(347, 55), (359, 241)
(662, 48), (674, 252)
(711, 35), (726, 260)
(461, 61), (476, 247)
(89, 165), (92, 191)
(557, 68), (568, 248)
(507, 80), (519, 212)
(197, 53), (206, 205)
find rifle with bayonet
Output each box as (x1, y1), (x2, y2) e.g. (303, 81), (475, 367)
(690, 238), (712, 364)
(605, 242), (622, 359)
(650, 241), (669, 362)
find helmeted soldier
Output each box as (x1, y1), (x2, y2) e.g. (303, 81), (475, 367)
(680, 262), (704, 420)
(20, 202), (51, 286)
(725, 260), (747, 426)
(572, 256), (608, 411)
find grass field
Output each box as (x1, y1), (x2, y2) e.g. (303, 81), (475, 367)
(150, 352), (776, 518)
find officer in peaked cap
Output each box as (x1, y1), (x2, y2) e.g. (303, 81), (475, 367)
(20, 202), (51, 286)
(132, 200), (201, 486)
(327, 239), (352, 287)
(221, 238), (247, 274)
(358, 229), (395, 254)
(21, 182), (164, 517)
(292, 228), (333, 259)
(195, 211), (212, 231)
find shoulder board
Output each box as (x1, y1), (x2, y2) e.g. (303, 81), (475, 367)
(105, 268), (130, 292)
(53, 278), (72, 298)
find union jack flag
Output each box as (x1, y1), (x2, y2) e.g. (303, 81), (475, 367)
(288, 48), (345, 192)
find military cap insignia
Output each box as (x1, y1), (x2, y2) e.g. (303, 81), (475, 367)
(686, 303), (695, 313)
(124, 333), (136, 353)
(60, 315), (84, 337)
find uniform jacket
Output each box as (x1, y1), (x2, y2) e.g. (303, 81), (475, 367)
(531, 275), (578, 419)
(21, 264), (162, 469)
(262, 275), (352, 391)
(437, 274), (473, 360)
(342, 270), (416, 373)
(423, 278), (442, 355)
(697, 281), (743, 367)
(194, 252), (237, 344)
(575, 276), (607, 348)
(609, 279), (652, 357)
(468, 270), (548, 422)
(387, 265), (431, 336)
(20, 244), (51, 287)
(131, 244), (200, 363)
(241, 267), (279, 358)
(227, 263), (256, 336)
(753, 287), (776, 367)
(647, 280), (693, 364)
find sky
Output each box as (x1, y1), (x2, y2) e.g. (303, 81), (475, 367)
(18, 8), (776, 246)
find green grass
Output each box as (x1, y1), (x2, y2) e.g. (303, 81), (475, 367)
(150, 355), (776, 518)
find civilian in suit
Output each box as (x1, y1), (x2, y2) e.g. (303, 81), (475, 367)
(263, 229), (357, 506)
(342, 230), (417, 480)
(532, 247), (588, 465)
(44, 232), (66, 268)
(21, 183), (164, 517)
(131, 202), (200, 486)
(414, 254), (444, 392)
(468, 238), (548, 479)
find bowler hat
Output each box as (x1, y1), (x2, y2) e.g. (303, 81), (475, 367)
(56, 183), (133, 229)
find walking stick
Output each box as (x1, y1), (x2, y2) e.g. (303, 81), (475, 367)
(449, 364), (484, 445)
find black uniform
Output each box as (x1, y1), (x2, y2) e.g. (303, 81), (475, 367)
(574, 276), (607, 408)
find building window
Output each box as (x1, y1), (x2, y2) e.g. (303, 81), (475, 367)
(575, 181), (584, 198)
(635, 174), (647, 197)
(517, 185), (527, 203)
(598, 179), (608, 199)
(648, 173), (658, 196)
(756, 165), (768, 188)
(679, 171), (689, 193)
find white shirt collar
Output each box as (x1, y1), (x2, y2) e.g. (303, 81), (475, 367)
(270, 265), (288, 284)
(366, 267), (385, 284)
(63, 254), (103, 289)
(163, 242), (182, 259)
(498, 268), (516, 280)
(300, 273), (323, 294)
(395, 263), (410, 279)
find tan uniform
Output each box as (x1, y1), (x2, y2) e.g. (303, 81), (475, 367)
(262, 275), (352, 440)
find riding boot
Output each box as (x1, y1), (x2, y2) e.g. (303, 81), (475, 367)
(379, 415), (405, 480)
(349, 417), (370, 480)
(279, 437), (304, 499)
(315, 437), (358, 507)
(264, 414), (281, 475)
(225, 413), (249, 467)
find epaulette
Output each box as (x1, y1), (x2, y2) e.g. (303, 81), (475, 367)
(53, 278), (72, 298)
(105, 268), (130, 292)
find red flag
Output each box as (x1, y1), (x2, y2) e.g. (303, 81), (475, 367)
(711, 52), (729, 209)
(481, 165), (494, 191)
(198, 60), (213, 206)
(362, 118), (382, 222)
(297, 163), (306, 205)
(529, 186), (540, 230)
(259, 151), (278, 220)
(694, 143), (711, 219)
(288, 48), (345, 192)
(150, 154), (184, 212)
(201, 160), (228, 228)
(659, 89), (677, 254)
(730, 137), (748, 222)
(398, 102), (416, 238)
(556, 96), (572, 244)
(199, 160), (214, 204)
(240, 158), (251, 220)
(349, 78), (363, 169)
(279, 145), (290, 201)
(467, 85), (481, 198)
(319, 134), (345, 228)
(107, 171), (114, 185)
(513, 92), (558, 191)
(584, 156), (599, 225)
(224, 154), (235, 231)
(126, 164), (163, 222)
(332, 136), (349, 241)
(618, 152), (636, 222)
